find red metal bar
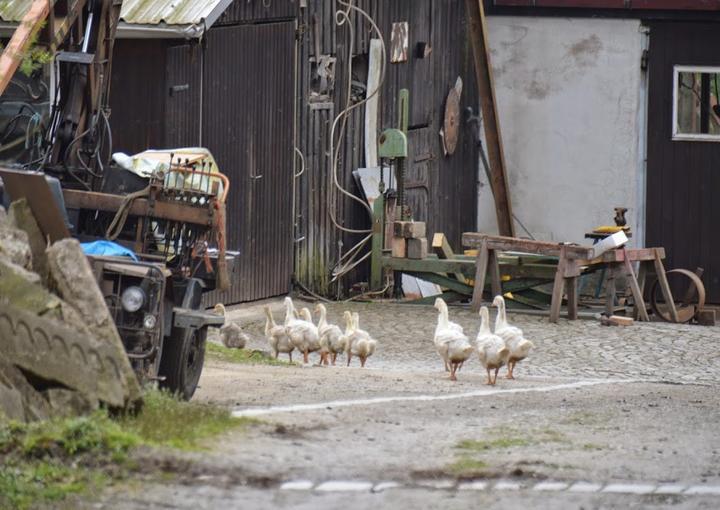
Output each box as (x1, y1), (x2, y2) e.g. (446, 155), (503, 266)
(494, 0), (720, 9)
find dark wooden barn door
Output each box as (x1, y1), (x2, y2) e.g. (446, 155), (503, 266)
(646, 22), (720, 303)
(166, 22), (296, 304)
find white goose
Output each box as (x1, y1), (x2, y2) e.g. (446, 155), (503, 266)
(433, 298), (474, 381)
(214, 303), (249, 349)
(492, 295), (535, 379)
(344, 311), (377, 368)
(476, 306), (509, 385)
(264, 305), (294, 362)
(433, 298), (466, 372)
(315, 303), (346, 366)
(283, 297), (321, 364)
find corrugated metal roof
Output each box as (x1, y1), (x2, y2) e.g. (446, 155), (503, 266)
(0, 0), (227, 26)
(0, 0), (32, 22)
(120, 0), (225, 26)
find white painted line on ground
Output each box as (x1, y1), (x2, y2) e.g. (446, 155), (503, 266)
(315, 481), (374, 492)
(278, 479), (720, 497)
(684, 486), (720, 495)
(232, 379), (639, 417)
(280, 480), (314, 490)
(654, 484), (687, 495)
(494, 480), (522, 491)
(458, 481), (488, 491)
(372, 482), (401, 493)
(533, 481), (569, 491)
(415, 479), (456, 490)
(567, 482), (603, 493)
(602, 483), (656, 495)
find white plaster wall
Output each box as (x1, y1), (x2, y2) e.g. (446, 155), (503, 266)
(480, 16), (646, 245)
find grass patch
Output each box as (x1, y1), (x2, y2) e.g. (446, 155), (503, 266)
(0, 389), (258, 509)
(206, 343), (293, 366)
(456, 437), (530, 451)
(445, 457), (490, 477)
(119, 388), (259, 450)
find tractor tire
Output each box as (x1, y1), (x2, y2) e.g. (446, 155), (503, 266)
(159, 326), (207, 400)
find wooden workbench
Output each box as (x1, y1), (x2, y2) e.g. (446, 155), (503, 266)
(462, 233), (675, 323)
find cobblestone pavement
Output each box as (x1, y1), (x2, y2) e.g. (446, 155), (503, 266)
(95, 299), (720, 510)
(232, 299), (720, 384)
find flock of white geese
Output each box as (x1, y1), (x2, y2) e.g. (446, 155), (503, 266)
(218, 295), (534, 385)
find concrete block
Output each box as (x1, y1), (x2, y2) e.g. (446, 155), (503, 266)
(697, 308), (716, 326)
(0, 303), (130, 409)
(0, 222), (32, 269)
(0, 358), (51, 422)
(407, 238), (428, 260)
(393, 221), (426, 239)
(43, 389), (98, 418)
(391, 236), (406, 258)
(393, 221), (408, 238)
(0, 257), (59, 314)
(46, 239), (142, 409)
(9, 198), (49, 284)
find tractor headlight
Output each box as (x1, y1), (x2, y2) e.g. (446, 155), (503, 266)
(143, 314), (157, 330)
(121, 286), (145, 312)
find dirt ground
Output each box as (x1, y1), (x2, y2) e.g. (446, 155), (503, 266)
(94, 298), (720, 509)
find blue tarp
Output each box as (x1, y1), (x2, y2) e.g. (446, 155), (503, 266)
(81, 240), (138, 261)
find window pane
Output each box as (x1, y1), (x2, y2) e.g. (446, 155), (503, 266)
(675, 69), (720, 139)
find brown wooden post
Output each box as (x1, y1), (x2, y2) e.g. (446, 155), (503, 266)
(566, 277), (578, 320)
(653, 248), (679, 322)
(0, 0), (52, 97)
(464, 0), (515, 237)
(488, 249), (502, 298)
(549, 246), (568, 323)
(622, 249), (650, 322)
(605, 264), (618, 317)
(471, 238), (490, 312)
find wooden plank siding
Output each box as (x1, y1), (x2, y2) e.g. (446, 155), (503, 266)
(109, 0), (479, 302)
(646, 21), (720, 303)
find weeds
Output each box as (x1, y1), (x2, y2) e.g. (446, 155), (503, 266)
(206, 342), (293, 367)
(0, 389), (258, 509)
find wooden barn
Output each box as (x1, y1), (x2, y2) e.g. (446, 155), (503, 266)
(104, 0), (480, 304)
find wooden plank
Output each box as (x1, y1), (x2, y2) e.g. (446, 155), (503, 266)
(370, 194), (384, 290)
(622, 250), (650, 322)
(653, 248), (679, 322)
(549, 246), (568, 323)
(432, 233), (467, 284)
(566, 276), (578, 320)
(462, 233), (592, 258)
(464, 0), (515, 237)
(471, 240), (490, 311)
(364, 38), (382, 168)
(0, 0), (51, 97)
(605, 264), (618, 317)
(405, 272), (474, 296)
(576, 247), (666, 265)
(488, 249), (502, 297)
(63, 189), (215, 227)
(383, 256), (476, 274)
(634, 261), (648, 320)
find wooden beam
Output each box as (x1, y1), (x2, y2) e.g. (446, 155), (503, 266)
(62, 189), (215, 227)
(405, 271), (474, 296)
(432, 233), (468, 284)
(0, 0), (52, 97)
(465, 0), (515, 237)
(471, 239), (490, 311)
(462, 232), (593, 259)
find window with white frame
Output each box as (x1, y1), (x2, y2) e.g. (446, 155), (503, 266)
(673, 65), (720, 141)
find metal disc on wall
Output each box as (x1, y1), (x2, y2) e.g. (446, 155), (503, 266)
(442, 86), (461, 156)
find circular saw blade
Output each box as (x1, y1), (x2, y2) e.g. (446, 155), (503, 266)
(443, 87), (461, 156)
